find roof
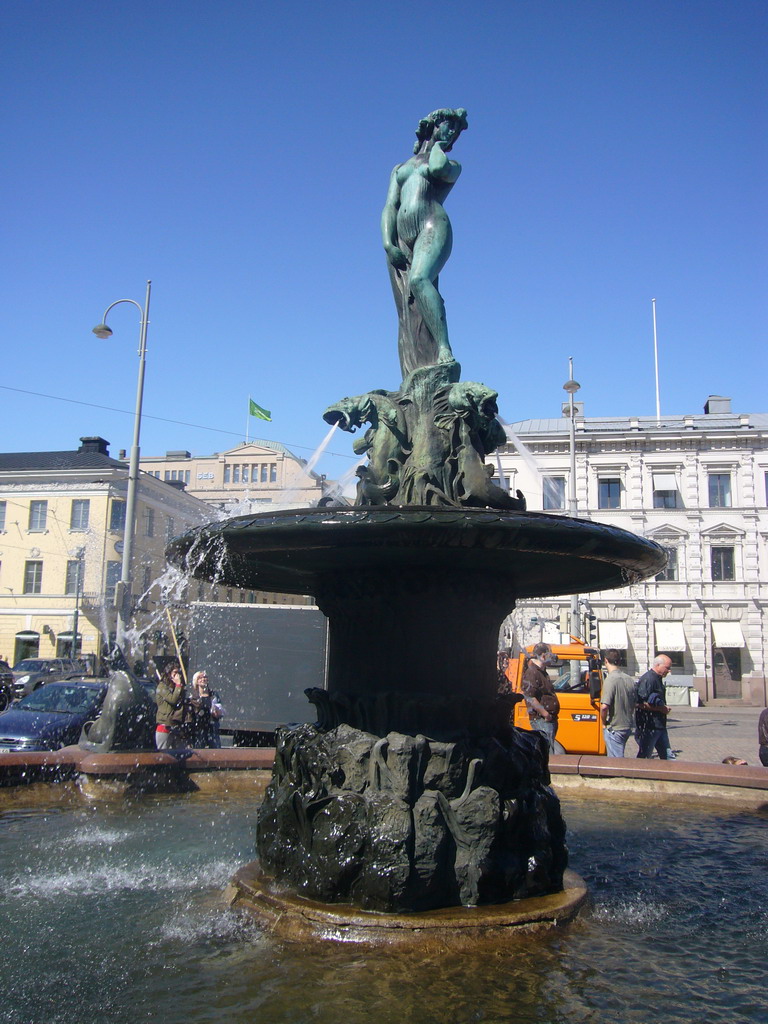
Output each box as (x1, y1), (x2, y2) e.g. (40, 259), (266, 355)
(507, 412), (768, 436)
(0, 449), (126, 472)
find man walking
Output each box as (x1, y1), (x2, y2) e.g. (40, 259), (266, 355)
(599, 649), (637, 757)
(635, 654), (673, 759)
(522, 642), (560, 752)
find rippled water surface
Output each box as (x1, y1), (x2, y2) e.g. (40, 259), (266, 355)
(1, 786), (766, 1024)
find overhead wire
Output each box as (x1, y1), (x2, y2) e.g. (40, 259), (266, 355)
(0, 384), (357, 460)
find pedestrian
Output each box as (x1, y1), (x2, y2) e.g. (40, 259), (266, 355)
(521, 642), (560, 752)
(635, 655), (674, 759)
(758, 707), (768, 767)
(155, 661), (188, 749)
(188, 670), (224, 748)
(599, 649), (638, 757)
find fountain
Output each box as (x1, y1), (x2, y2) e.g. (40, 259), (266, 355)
(169, 108), (664, 938)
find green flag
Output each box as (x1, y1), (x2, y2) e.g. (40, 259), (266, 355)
(248, 398), (272, 421)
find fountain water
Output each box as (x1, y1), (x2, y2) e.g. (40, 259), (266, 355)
(169, 108), (664, 938)
(1, 785), (765, 1023)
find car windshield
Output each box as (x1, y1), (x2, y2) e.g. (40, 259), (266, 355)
(548, 659), (590, 692)
(17, 684), (105, 715)
(13, 660), (48, 672)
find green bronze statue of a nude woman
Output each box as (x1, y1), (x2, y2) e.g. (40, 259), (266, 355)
(381, 108), (468, 380)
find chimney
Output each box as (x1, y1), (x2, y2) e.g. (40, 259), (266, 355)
(703, 396), (731, 415)
(78, 436), (110, 456)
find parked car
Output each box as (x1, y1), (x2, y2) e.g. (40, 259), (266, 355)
(11, 658), (84, 699)
(0, 661), (14, 711)
(0, 679), (109, 751)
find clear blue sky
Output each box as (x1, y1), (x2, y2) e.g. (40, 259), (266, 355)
(2, 0), (765, 482)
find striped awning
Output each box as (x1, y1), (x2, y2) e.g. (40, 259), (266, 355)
(652, 472), (678, 491)
(711, 621), (745, 648)
(598, 621), (628, 649)
(654, 621), (686, 652)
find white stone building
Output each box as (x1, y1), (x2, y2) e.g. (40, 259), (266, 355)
(139, 440), (326, 513)
(496, 396), (768, 706)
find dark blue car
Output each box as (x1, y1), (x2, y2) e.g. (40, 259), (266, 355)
(0, 680), (108, 752)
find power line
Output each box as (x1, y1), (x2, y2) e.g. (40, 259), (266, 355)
(0, 384), (357, 460)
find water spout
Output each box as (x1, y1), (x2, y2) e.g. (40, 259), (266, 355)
(497, 417), (541, 478)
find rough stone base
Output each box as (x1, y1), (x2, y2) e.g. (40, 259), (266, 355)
(256, 722), (568, 913)
(227, 864), (587, 947)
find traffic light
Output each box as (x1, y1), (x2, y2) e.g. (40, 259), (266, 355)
(584, 611), (598, 648)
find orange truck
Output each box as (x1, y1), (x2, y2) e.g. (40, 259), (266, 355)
(504, 640), (606, 755)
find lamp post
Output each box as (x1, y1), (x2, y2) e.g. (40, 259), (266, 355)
(92, 280), (151, 649)
(69, 546), (85, 660)
(563, 358), (581, 643)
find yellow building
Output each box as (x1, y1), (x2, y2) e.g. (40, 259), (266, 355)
(0, 436), (216, 668)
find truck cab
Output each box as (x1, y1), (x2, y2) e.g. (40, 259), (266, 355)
(505, 640), (605, 755)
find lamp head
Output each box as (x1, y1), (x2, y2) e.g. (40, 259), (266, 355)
(563, 378), (580, 395)
(92, 323), (113, 339)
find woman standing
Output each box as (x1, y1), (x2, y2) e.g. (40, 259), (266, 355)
(189, 671), (224, 748)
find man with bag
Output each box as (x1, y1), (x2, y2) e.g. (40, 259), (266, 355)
(522, 642), (560, 752)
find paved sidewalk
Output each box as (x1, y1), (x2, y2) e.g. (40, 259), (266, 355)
(624, 704), (764, 766)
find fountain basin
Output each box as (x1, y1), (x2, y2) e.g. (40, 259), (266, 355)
(2, 783), (766, 1024)
(168, 506), (666, 598)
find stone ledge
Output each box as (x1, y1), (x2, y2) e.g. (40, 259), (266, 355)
(227, 864), (588, 947)
(554, 754), (768, 790)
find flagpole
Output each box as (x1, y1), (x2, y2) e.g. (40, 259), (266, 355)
(652, 298), (661, 425)
(246, 395), (250, 445)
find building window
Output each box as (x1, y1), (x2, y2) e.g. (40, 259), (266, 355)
(164, 470), (171, 482)
(223, 465), (231, 483)
(653, 489), (680, 509)
(242, 465), (250, 483)
(184, 470), (190, 484)
(29, 500), (48, 531)
(0, 500), (5, 531)
(105, 560), (121, 601)
(711, 546), (735, 581)
(765, 470), (768, 504)
(70, 499), (90, 530)
(233, 465), (240, 484)
(542, 477), (566, 511)
(143, 507), (155, 537)
(656, 547), (678, 582)
(652, 473), (681, 509)
(655, 649), (685, 669)
(142, 566), (152, 594)
(598, 478), (621, 509)
(110, 500), (127, 531)
(65, 559), (83, 595)
(270, 464), (277, 483)
(23, 560), (43, 594)
(260, 464), (268, 483)
(708, 473), (732, 508)
(197, 583), (205, 602)
(166, 517), (175, 542)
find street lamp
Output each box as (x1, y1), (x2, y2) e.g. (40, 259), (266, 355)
(563, 358), (581, 644)
(92, 280), (152, 649)
(69, 546), (85, 660)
